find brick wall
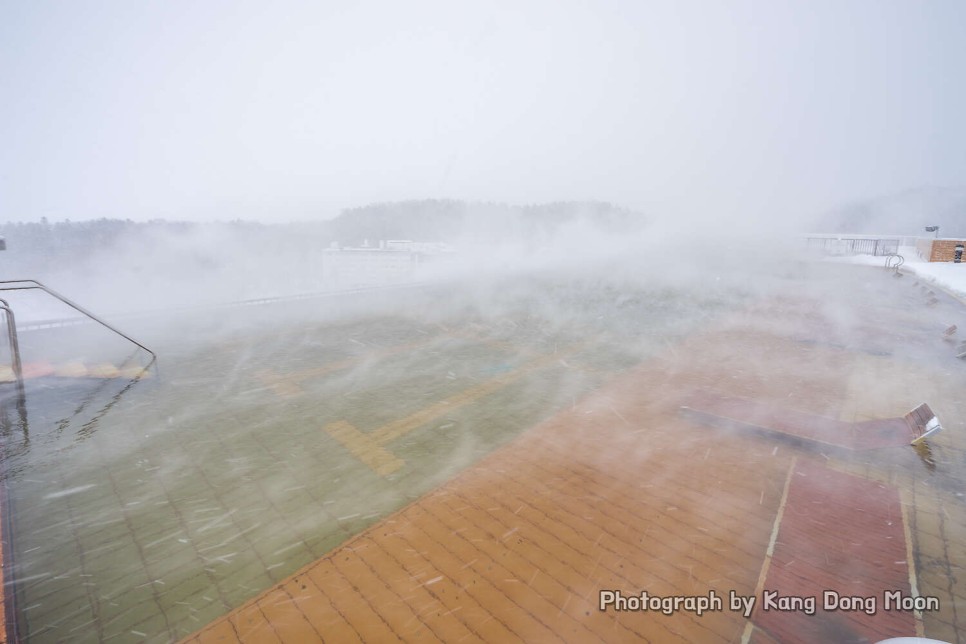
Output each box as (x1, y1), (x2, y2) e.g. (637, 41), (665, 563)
(928, 239), (966, 262)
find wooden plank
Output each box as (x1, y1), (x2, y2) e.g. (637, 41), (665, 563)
(681, 391), (920, 450)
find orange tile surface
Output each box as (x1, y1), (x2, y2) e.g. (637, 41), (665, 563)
(185, 315), (957, 642)
(185, 329), (840, 643)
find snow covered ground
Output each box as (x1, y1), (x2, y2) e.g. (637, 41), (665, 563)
(826, 245), (966, 300)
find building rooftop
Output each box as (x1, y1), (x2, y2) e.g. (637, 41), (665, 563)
(1, 262), (964, 643)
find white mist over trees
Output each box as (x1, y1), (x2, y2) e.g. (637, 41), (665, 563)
(0, 200), (652, 317)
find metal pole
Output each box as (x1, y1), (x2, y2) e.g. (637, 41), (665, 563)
(0, 300), (26, 404)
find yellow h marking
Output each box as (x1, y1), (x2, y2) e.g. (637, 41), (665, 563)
(323, 350), (573, 476)
(257, 337), (438, 398)
(324, 420), (406, 476)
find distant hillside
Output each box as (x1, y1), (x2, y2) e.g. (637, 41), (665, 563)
(818, 186), (966, 237)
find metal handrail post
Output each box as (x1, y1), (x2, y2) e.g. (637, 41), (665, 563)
(0, 300), (26, 404)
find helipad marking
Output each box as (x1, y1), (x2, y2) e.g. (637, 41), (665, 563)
(88, 363), (120, 378)
(54, 361), (88, 378)
(324, 420), (405, 476)
(3, 361), (150, 381)
(257, 326), (581, 399)
(323, 350), (574, 476)
(256, 336), (444, 398)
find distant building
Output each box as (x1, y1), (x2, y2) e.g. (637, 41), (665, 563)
(321, 240), (456, 287)
(916, 237), (966, 262)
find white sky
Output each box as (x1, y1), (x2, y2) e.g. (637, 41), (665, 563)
(1, 0), (964, 224)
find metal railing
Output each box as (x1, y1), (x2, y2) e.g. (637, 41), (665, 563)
(805, 236), (900, 257)
(0, 280), (156, 371)
(885, 253), (905, 276)
(0, 280), (158, 643)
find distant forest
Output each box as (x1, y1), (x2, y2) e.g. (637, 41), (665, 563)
(0, 201), (645, 311)
(0, 200), (642, 268)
